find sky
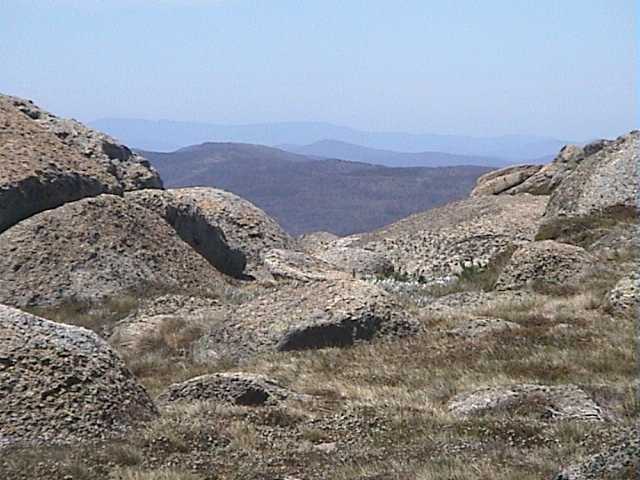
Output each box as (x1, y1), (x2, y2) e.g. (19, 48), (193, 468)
(1, 0), (637, 140)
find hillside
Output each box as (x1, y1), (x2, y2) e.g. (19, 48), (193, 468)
(280, 139), (509, 167)
(142, 143), (492, 235)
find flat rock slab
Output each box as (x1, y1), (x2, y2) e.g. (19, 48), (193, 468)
(158, 372), (300, 406)
(263, 248), (348, 282)
(0, 304), (157, 448)
(448, 384), (609, 421)
(445, 317), (523, 339)
(0, 194), (228, 307)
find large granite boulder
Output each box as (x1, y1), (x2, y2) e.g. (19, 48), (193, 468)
(495, 240), (596, 291)
(0, 194), (228, 307)
(197, 279), (420, 359)
(125, 189), (246, 277)
(0, 305), (157, 447)
(170, 187), (297, 276)
(1, 95), (118, 233)
(537, 131), (639, 243)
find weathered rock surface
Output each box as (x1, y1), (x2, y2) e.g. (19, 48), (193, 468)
(125, 189), (246, 277)
(470, 165), (542, 196)
(263, 248), (347, 282)
(448, 384), (608, 421)
(158, 373), (299, 406)
(197, 279), (420, 359)
(170, 187), (297, 275)
(553, 426), (640, 479)
(9, 95), (162, 191)
(0, 195), (228, 307)
(495, 240), (595, 291)
(299, 231), (340, 252)
(314, 246), (393, 276)
(0, 304), (157, 447)
(0, 95), (118, 233)
(607, 273), (639, 318)
(348, 195), (548, 282)
(537, 131), (639, 242)
(445, 317), (523, 339)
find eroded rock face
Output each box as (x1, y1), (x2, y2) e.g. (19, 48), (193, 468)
(495, 240), (595, 291)
(471, 165), (542, 196)
(448, 384), (608, 421)
(0, 305), (157, 447)
(348, 195), (548, 282)
(197, 279), (420, 359)
(158, 373), (299, 406)
(8, 95), (162, 191)
(0, 95), (119, 233)
(0, 195), (228, 307)
(125, 189), (246, 277)
(170, 187), (297, 275)
(537, 131), (639, 243)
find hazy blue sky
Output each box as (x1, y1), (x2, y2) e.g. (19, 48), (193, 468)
(1, 0), (637, 140)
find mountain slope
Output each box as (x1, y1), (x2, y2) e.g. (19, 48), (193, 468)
(92, 117), (569, 160)
(142, 142), (492, 236)
(280, 139), (509, 167)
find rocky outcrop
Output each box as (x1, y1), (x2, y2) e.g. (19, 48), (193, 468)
(607, 273), (639, 318)
(470, 165), (542, 196)
(196, 279), (420, 359)
(0, 305), (157, 447)
(158, 373), (299, 406)
(553, 426), (639, 479)
(495, 240), (595, 291)
(314, 246), (393, 276)
(537, 131), (639, 243)
(125, 189), (246, 277)
(448, 384), (608, 421)
(299, 231), (340, 251)
(348, 195), (548, 282)
(9, 95), (162, 191)
(170, 187), (297, 275)
(0, 195), (228, 307)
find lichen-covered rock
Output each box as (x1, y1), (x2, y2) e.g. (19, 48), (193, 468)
(553, 426), (640, 479)
(0, 304), (157, 447)
(0, 95), (120, 233)
(470, 165), (542, 196)
(0, 194), (228, 307)
(348, 194), (548, 282)
(495, 240), (595, 291)
(537, 131), (639, 243)
(314, 246), (393, 276)
(197, 279), (420, 359)
(607, 273), (639, 318)
(8, 95), (162, 191)
(263, 248), (347, 282)
(170, 187), (296, 275)
(448, 384), (608, 421)
(158, 373), (300, 406)
(125, 189), (246, 277)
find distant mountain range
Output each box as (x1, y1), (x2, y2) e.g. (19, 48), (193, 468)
(141, 142), (492, 236)
(92, 118), (569, 162)
(279, 139), (513, 168)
